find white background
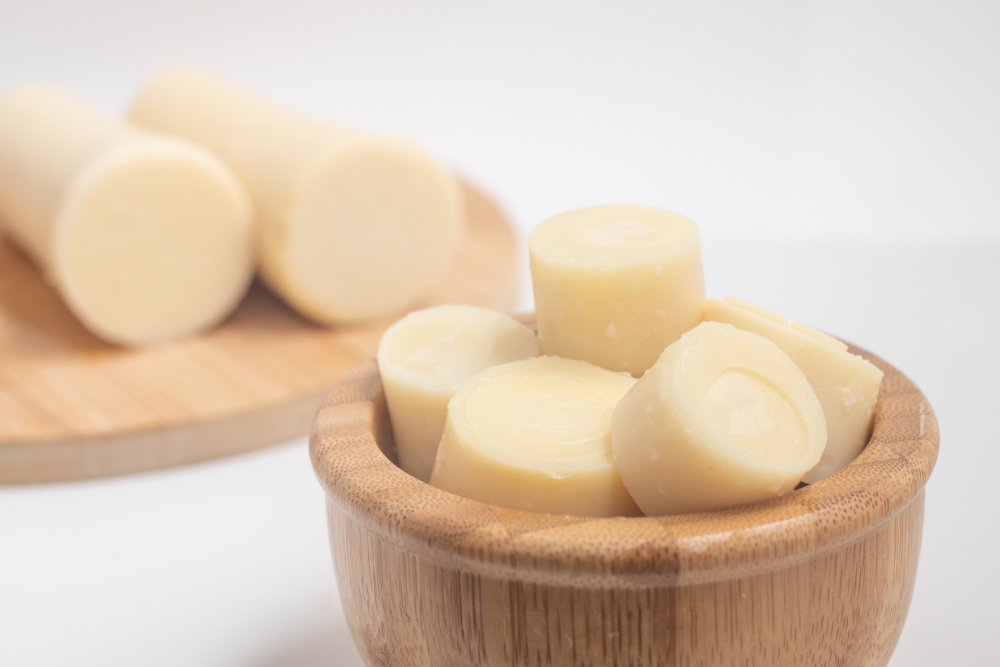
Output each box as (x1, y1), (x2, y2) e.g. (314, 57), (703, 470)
(1, 1), (998, 665)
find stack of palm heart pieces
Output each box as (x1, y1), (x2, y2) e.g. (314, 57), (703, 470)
(377, 206), (883, 517)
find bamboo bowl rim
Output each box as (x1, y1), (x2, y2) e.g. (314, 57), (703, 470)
(310, 343), (938, 589)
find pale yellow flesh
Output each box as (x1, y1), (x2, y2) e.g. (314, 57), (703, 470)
(0, 84), (253, 346)
(431, 356), (642, 517)
(377, 305), (539, 482)
(528, 205), (705, 376)
(724, 296), (849, 352)
(130, 68), (465, 323)
(704, 297), (884, 483)
(611, 321), (827, 515)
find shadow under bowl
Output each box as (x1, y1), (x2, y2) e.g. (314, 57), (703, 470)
(309, 345), (938, 667)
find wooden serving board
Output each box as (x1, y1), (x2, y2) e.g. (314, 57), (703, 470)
(0, 181), (519, 484)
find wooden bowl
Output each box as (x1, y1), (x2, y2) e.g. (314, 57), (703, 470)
(309, 344), (938, 667)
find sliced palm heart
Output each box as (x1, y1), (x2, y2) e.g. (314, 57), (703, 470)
(378, 305), (539, 482)
(704, 297), (883, 483)
(611, 321), (827, 515)
(528, 204), (705, 376)
(431, 356), (642, 517)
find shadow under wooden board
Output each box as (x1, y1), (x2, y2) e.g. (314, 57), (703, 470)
(0, 181), (518, 484)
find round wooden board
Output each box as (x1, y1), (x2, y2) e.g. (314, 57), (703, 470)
(0, 181), (519, 484)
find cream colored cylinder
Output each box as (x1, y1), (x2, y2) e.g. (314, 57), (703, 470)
(611, 321), (827, 515)
(704, 297), (884, 483)
(431, 356), (642, 517)
(377, 305), (539, 482)
(130, 68), (464, 324)
(528, 205), (705, 376)
(0, 84), (253, 346)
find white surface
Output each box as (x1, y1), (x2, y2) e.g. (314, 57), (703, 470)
(1, 2), (998, 665)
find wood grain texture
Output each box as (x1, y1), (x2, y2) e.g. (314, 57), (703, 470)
(310, 345), (939, 667)
(0, 180), (517, 484)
